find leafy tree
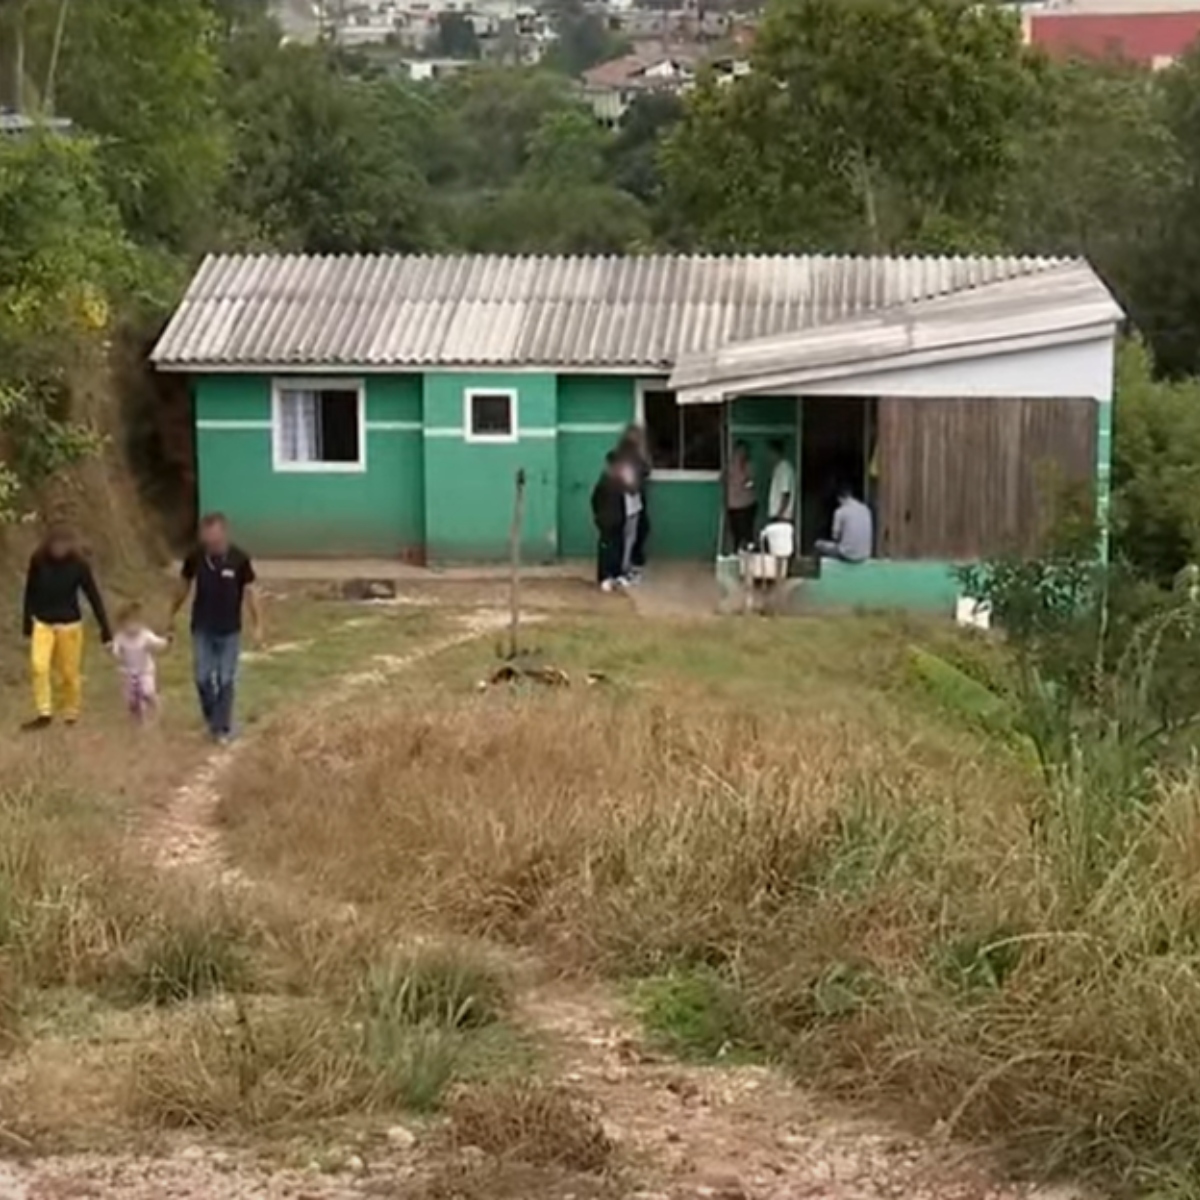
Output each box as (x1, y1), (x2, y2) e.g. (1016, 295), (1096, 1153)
(0, 133), (140, 518)
(1110, 338), (1200, 581)
(609, 91), (685, 205)
(999, 60), (1177, 350)
(545, 6), (628, 77)
(431, 11), (480, 58)
(222, 44), (434, 252)
(52, 0), (229, 251)
(661, 0), (1041, 253)
(1120, 47), (1200, 377)
(427, 68), (578, 189)
(524, 108), (608, 184)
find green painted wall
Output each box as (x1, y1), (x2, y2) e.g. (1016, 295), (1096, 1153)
(423, 372), (558, 562)
(729, 397), (798, 532)
(557, 377), (634, 559)
(194, 374), (424, 558)
(800, 559), (960, 613)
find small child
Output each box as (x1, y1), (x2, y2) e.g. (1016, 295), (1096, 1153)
(111, 602), (170, 722)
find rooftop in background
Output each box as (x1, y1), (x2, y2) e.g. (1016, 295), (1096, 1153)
(1022, 0), (1200, 65)
(151, 252), (1105, 372)
(0, 112), (73, 136)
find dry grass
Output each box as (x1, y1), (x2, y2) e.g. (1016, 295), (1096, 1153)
(446, 1081), (614, 1172)
(128, 942), (519, 1131)
(218, 617), (1200, 1191)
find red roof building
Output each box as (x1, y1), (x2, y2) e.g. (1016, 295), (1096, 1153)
(1024, 2), (1200, 68)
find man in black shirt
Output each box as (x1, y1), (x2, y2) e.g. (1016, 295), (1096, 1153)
(170, 513), (262, 744)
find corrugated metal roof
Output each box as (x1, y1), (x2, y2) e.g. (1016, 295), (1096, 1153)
(669, 261), (1124, 403)
(152, 252), (1090, 371)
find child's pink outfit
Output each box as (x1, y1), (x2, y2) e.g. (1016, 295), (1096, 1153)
(112, 627), (168, 719)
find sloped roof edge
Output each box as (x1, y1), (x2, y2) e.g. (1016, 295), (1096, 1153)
(668, 262), (1123, 402)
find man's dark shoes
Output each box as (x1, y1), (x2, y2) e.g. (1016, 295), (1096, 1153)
(20, 715), (53, 732)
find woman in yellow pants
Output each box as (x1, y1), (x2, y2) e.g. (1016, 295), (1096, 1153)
(21, 526), (113, 731)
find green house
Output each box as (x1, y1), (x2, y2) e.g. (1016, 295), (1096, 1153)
(152, 252), (1122, 608)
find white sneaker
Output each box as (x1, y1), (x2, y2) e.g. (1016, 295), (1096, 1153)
(600, 579), (616, 593)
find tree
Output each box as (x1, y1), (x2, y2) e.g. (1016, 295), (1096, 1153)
(608, 91), (685, 205)
(999, 60), (1178, 354)
(1118, 47), (1200, 377)
(427, 68), (578, 190)
(1110, 338), (1200, 581)
(222, 45), (434, 253)
(431, 11), (480, 58)
(51, 0), (229, 251)
(661, 0), (1041, 253)
(545, 8), (628, 77)
(0, 133), (141, 518)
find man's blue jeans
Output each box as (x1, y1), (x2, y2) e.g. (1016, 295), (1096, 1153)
(193, 631), (240, 737)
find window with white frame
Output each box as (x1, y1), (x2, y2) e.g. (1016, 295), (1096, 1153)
(273, 383), (364, 470)
(640, 386), (721, 472)
(465, 389), (517, 442)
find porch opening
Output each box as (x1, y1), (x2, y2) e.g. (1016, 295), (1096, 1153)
(799, 397), (875, 555)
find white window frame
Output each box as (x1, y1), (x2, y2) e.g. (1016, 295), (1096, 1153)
(635, 378), (721, 481)
(464, 387), (519, 444)
(271, 378), (367, 474)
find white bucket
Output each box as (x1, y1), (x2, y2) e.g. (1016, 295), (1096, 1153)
(761, 521), (795, 559)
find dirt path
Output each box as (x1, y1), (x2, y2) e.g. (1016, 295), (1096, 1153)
(146, 608), (514, 876)
(1, 606), (1084, 1200)
(524, 982), (1072, 1200)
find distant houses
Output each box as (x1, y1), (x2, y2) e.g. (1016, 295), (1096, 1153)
(580, 46), (749, 125)
(1020, 0), (1200, 69)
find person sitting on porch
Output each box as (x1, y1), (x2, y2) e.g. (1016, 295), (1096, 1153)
(767, 439), (795, 525)
(815, 484), (873, 563)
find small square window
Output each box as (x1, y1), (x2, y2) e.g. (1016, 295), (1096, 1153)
(465, 389), (517, 442)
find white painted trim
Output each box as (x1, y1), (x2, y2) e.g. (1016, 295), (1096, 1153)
(653, 469), (721, 483)
(196, 419), (272, 431)
(522, 428), (557, 439)
(464, 387), (519, 444)
(271, 377), (367, 474)
(424, 427), (462, 438)
(365, 420), (422, 431)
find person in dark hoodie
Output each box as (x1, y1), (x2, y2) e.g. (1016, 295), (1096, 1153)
(591, 451), (627, 592)
(21, 525), (112, 730)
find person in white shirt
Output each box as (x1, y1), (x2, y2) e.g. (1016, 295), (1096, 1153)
(111, 602), (171, 722)
(815, 484), (874, 563)
(767, 439), (796, 524)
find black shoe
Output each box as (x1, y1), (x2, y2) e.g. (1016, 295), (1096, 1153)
(20, 716), (53, 732)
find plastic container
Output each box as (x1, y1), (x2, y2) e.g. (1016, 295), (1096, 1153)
(761, 521), (795, 560)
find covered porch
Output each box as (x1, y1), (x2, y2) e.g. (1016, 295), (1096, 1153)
(658, 261), (1123, 613)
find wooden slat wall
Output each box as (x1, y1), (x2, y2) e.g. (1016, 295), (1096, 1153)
(877, 397), (1097, 559)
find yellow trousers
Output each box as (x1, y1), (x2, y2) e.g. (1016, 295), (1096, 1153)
(30, 620), (84, 720)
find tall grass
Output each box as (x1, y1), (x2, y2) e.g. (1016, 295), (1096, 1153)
(221, 670), (1200, 1190)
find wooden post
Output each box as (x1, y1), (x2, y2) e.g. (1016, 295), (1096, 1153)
(508, 468), (526, 660)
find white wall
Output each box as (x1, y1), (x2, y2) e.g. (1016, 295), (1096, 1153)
(756, 335), (1116, 404)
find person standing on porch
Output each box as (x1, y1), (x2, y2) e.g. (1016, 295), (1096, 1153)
(170, 513), (262, 745)
(767, 439), (796, 525)
(21, 525), (112, 731)
(725, 439), (757, 550)
(617, 424), (651, 580)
